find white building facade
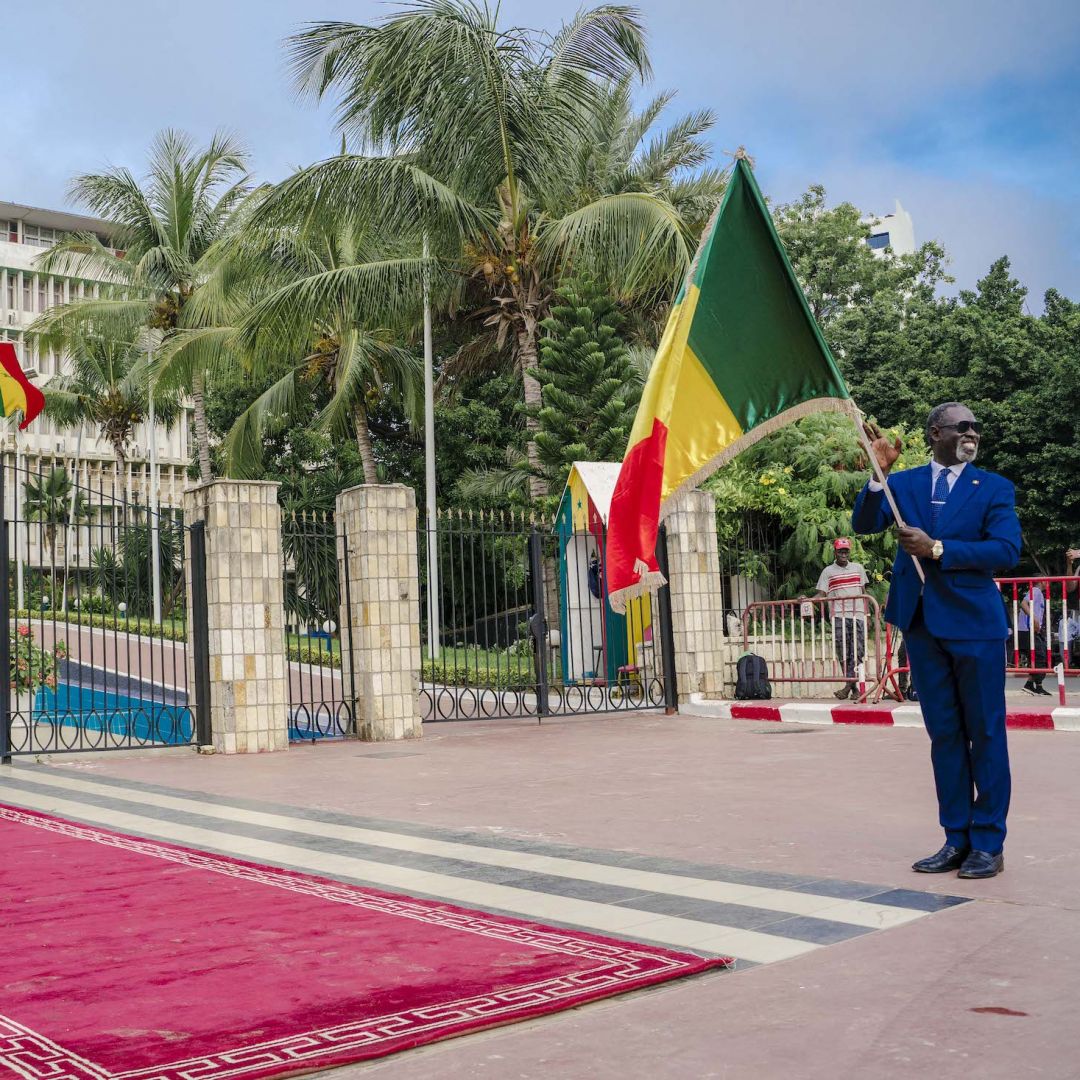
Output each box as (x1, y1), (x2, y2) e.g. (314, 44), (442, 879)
(866, 200), (915, 257)
(0, 200), (192, 513)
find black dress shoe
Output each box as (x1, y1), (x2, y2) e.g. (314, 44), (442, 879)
(957, 850), (1004, 879)
(912, 844), (970, 873)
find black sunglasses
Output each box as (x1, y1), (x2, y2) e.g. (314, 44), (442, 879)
(938, 420), (982, 435)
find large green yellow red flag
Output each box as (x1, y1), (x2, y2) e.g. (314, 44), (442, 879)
(0, 342), (45, 430)
(606, 157), (852, 611)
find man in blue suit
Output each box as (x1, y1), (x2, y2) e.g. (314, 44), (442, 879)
(853, 402), (1021, 879)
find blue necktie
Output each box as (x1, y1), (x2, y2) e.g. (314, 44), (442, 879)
(930, 467), (952, 532)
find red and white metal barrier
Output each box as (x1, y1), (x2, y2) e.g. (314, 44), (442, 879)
(874, 575), (1079, 706)
(739, 576), (1079, 706)
(741, 594), (884, 702)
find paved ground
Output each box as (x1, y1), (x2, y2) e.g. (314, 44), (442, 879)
(3, 708), (1079, 1078)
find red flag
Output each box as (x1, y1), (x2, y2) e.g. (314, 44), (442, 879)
(0, 342), (45, 429)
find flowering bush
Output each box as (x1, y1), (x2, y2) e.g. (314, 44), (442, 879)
(10, 624), (67, 694)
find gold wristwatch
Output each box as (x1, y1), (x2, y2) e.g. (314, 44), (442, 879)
(931, 540), (944, 560)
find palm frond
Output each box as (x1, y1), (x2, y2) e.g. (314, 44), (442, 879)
(535, 191), (691, 299)
(631, 108), (717, 185)
(36, 232), (139, 284)
(315, 328), (423, 436)
(254, 153), (493, 249)
(28, 297), (154, 344)
(234, 257), (437, 361)
(220, 368), (301, 478)
(545, 5), (651, 83)
(455, 445), (530, 502)
(151, 326), (241, 397)
(438, 329), (511, 389)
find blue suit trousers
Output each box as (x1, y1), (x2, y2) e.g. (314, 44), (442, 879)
(904, 606), (1011, 853)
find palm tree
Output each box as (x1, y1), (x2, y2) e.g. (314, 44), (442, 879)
(31, 129), (252, 480)
(204, 216), (425, 483)
(22, 467), (93, 562)
(269, 2), (720, 500)
(40, 333), (181, 468)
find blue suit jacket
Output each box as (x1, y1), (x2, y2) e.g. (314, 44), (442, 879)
(852, 464), (1020, 640)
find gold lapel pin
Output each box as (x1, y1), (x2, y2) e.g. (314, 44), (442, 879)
(973, 480), (980, 486)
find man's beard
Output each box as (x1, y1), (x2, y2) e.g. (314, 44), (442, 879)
(957, 443), (979, 463)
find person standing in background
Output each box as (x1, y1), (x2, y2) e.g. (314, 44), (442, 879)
(813, 539), (869, 701)
(1017, 580), (1050, 696)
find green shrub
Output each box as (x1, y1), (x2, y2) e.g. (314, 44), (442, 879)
(11, 609), (187, 643)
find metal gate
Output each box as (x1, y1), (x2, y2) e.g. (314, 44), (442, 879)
(1, 459), (210, 760)
(282, 510), (356, 741)
(418, 511), (676, 722)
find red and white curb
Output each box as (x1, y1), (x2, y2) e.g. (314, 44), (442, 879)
(687, 695), (1080, 732)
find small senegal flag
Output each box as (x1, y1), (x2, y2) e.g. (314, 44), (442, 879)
(0, 341), (45, 430)
(606, 156), (852, 611)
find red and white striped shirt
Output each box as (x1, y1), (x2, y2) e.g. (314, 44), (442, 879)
(815, 562), (869, 617)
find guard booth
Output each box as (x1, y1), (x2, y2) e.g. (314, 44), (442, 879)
(553, 462), (656, 689)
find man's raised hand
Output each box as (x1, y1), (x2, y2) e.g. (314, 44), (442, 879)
(862, 420), (902, 477)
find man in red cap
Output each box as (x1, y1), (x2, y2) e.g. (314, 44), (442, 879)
(813, 538), (869, 699)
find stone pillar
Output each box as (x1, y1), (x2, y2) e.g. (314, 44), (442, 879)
(336, 484), (422, 740)
(664, 490), (729, 702)
(184, 480), (289, 753)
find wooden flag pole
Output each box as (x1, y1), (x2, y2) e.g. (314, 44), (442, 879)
(850, 405), (926, 584)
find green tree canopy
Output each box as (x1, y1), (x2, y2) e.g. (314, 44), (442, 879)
(32, 130), (252, 481)
(272, 1), (726, 501)
(707, 412), (929, 600)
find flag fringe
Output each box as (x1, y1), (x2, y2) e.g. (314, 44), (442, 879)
(609, 569), (667, 614)
(608, 397), (855, 613)
(657, 396), (855, 521)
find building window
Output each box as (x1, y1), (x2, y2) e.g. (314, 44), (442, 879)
(22, 277), (31, 311)
(6, 276), (14, 310)
(37, 278), (47, 311)
(70, 281), (82, 301)
(867, 233), (890, 250)
(22, 223), (64, 249)
(1, 221), (17, 243)
(53, 280), (63, 306)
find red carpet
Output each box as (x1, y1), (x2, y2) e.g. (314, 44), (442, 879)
(0, 805), (730, 1078)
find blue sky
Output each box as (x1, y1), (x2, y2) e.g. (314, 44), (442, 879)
(6, 0), (1079, 307)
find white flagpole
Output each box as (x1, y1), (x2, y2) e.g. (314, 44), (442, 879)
(62, 425), (83, 614)
(148, 335), (162, 625)
(422, 234), (440, 660)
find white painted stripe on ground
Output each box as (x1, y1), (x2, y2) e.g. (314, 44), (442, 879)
(8, 768), (923, 930)
(891, 706), (924, 728)
(1052, 708), (1080, 731)
(780, 702), (833, 725)
(2, 784), (817, 964)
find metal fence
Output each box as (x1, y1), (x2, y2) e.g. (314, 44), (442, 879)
(742, 594), (883, 701)
(874, 574), (1080, 705)
(738, 575), (1080, 705)
(418, 511), (674, 721)
(1, 458), (209, 759)
(281, 511), (355, 741)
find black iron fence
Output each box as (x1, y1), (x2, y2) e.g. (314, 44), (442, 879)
(281, 511), (355, 741)
(418, 510), (674, 722)
(1, 458), (208, 760)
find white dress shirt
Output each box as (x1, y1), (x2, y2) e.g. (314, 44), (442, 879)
(869, 459), (967, 494)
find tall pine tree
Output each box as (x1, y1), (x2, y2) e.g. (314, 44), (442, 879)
(531, 278), (642, 500)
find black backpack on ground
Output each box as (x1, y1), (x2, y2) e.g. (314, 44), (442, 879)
(734, 653), (772, 700)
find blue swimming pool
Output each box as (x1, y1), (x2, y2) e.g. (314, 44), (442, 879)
(34, 682), (194, 745)
(33, 679), (343, 744)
